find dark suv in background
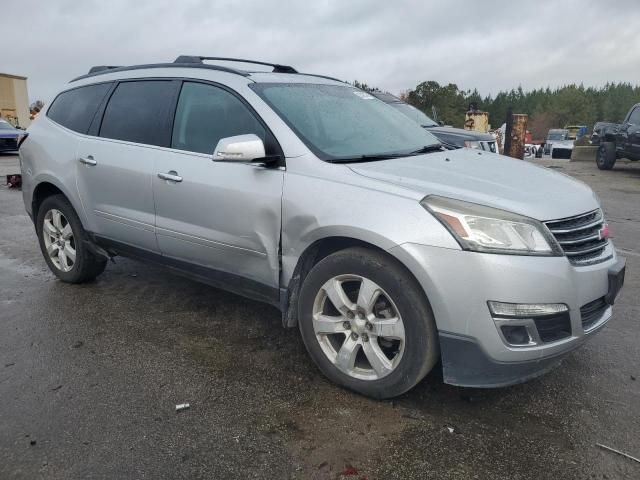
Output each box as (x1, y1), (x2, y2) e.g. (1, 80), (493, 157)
(372, 92), (497, 152)
(594, 103), (640, 170)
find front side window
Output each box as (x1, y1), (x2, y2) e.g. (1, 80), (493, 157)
(251, 83), (440, 161)
(99, 81), (177, 147)
(628, 108), (640, 126)
(47, 83), (112, 134)
(171, 82), (266, 155)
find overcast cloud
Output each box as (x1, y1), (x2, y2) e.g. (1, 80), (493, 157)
(2, 0), (639, 103)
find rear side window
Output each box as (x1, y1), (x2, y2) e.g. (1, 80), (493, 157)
(99, 81), (177, 147)
(171, 82), (266, 154)
(47, 83), (112, 134)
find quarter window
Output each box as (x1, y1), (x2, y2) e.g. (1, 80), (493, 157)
(47, 83), (112, 134)
(99, 81), (177, 147)
(171, 82), (266, 155)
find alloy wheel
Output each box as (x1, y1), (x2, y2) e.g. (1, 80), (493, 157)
(42, 209), (76, 272)
(312, 274), (405, 380)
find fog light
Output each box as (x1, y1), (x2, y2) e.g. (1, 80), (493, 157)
(501, 325), (531, 345)
(488, 301), (568, 318)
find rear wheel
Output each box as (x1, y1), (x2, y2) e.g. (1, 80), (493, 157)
(36, 195), (107, 283)
(298, 247), (439, 398)
(596, 142), (616, 170)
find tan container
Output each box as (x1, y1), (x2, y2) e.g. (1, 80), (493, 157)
(464, 111), (490, 133)
(0, 73), (30, 128)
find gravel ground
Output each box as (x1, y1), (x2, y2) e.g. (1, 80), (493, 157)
(1, 152), (639, 479)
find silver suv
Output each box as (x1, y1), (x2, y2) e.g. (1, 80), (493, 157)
(20, 56), (625, 398)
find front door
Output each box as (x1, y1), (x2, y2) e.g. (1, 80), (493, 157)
(624, 106), (640, 159)
(153, 81), (284, 301)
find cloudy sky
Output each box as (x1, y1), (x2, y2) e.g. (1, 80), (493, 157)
(3, 0), (639, 103)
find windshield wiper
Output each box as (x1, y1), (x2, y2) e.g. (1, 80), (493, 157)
(408, 144), (444, 155)
(330, 153), (410, 163)
(330, 144), (444, 163)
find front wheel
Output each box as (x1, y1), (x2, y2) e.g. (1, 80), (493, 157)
(298, 247), (439, 399)
(596, 142), (616, 170)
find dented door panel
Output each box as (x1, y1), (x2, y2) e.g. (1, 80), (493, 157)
(154, 150), (283, 288)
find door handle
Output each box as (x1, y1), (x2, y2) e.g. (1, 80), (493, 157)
(157, 171), (183, 182)
(79, 155), (97, 166)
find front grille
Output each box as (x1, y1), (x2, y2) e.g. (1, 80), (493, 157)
(580, 297), (608, 330)
(0, 138), (18, 150)
(545, 210), (609, 265)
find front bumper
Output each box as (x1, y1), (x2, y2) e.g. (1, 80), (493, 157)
(551, 147), (574, 159)
(389, 242), (625, 387)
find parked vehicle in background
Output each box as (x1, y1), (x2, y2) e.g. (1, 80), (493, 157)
(544, 129), (574, 159)
(371, 92), (498, 153)
(20, 56), (625, 398)
(595, 103), (640, 170)
(544, 129), (564, 155)
(565, 125), (588, 141)
(0, 119), (26, 152)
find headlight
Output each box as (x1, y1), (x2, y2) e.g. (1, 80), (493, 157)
(421, 196), (561, 256)
(464, 140), (481, 149)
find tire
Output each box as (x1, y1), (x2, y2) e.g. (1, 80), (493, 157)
(596, 142), (616, 170)
(297, 247), (439, 399)
(36, 194), (107, 283)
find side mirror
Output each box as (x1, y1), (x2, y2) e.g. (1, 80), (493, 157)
(438, 121), (445, 126)
(213, 134), (266, 163)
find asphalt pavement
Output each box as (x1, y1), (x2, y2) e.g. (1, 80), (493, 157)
(1, 152), (639, 479)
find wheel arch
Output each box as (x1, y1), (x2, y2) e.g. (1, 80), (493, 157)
(31, 177), (87, 228)
(281, 234), (432, 330)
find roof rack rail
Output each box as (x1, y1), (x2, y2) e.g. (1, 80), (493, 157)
(298, 73), (346, 84)
(88, 65), (122, 74)
(174, 56), (298, 74)
(70, 62), (250, 83)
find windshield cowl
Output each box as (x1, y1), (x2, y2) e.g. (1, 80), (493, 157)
(329, 144), (443, 164)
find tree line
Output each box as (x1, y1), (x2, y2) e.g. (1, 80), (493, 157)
(354, 80), (640, 140)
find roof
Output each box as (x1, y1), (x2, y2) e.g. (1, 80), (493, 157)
(0, 72), (27, 80)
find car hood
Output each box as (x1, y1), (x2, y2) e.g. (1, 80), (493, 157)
(425, 125), (494, 146)
(348, 149), (599, 221)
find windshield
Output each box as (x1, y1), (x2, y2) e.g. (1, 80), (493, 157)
(250, 83), (440, 161)
(389, 102), (438, 127)
(547, 132), (567, 140)
(0, 121), (15, 130)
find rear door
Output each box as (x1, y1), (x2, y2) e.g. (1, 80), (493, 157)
(153, 81), (284, 300)
(76, 79), (180, 252)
